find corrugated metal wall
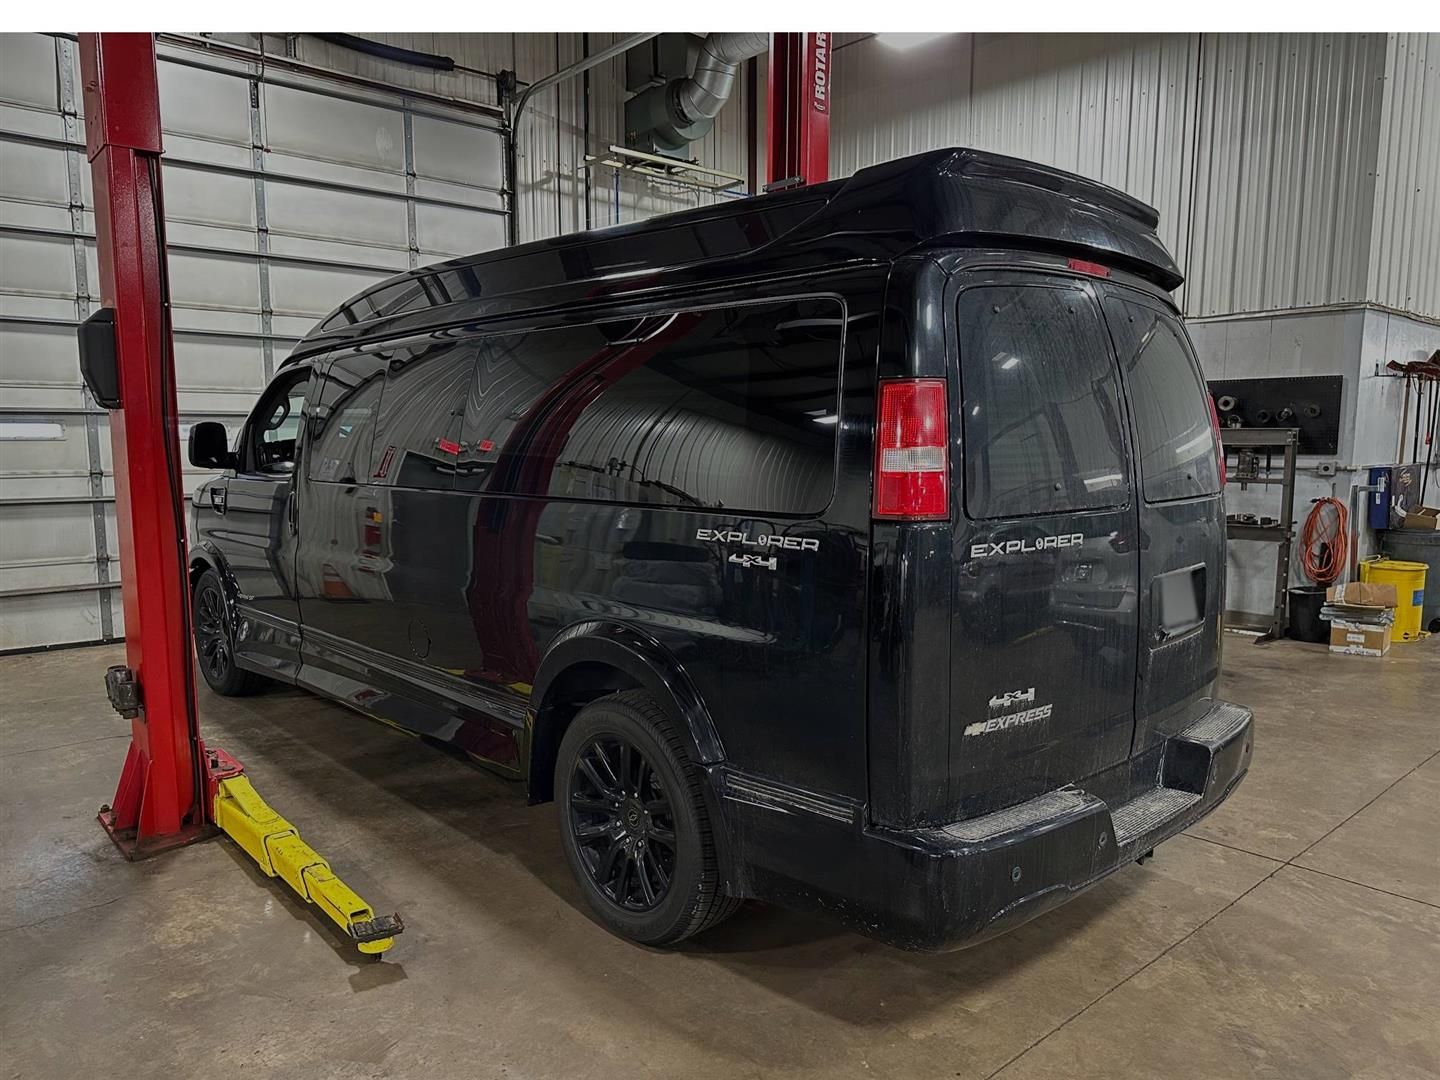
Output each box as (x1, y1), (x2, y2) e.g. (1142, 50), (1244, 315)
(1367, 33), (1440, 316)
(831, 32), (1437, 321)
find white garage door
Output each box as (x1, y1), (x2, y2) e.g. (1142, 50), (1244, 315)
(0, 33), (508, 649)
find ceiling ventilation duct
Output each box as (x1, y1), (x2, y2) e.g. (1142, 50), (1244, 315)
(626, 32), (768, 155)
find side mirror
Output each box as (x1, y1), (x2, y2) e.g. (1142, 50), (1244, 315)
(188, 421), (233, 469)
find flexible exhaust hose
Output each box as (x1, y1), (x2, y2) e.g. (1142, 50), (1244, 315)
(673, 32), (770, 124)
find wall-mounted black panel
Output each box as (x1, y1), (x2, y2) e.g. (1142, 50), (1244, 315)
(1206, 375), (1343, 454)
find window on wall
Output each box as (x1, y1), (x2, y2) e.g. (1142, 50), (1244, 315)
(958, 283), (1130, 520)
(1105, 297), (1221, 503)
(455, 298), (845, 515)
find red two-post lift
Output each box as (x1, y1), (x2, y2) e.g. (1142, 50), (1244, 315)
(76, 33), (399, 955)
(766, 33), (831, 190)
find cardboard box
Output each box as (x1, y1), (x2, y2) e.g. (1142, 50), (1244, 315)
(1325, 581), (1398, 607)
(1401, 505), (1440, 531)
(1328, 618), (1393, 657)
(1324, 581), (1397, 657)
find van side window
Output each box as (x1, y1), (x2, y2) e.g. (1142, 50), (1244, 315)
(958, 285), (1129, 520)
(306, 353), (387, 484)
(245, 368), (310, 474)
(368, 342), (476, 490)
(1105, 298), (1221, 502)
(456, 299), (843, 515)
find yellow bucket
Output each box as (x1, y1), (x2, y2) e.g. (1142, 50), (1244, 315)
(1360, 558), (1428, 642)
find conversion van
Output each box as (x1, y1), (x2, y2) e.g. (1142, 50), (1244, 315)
(187, 148), (1253, 950)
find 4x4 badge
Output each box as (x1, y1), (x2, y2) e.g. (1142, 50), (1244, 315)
(729, 553), (778, 572)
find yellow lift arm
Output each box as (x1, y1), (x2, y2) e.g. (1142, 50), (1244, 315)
(211, 771), (402, 955)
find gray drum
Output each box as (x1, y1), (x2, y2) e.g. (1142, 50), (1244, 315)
(1382, 528), (1440, 633)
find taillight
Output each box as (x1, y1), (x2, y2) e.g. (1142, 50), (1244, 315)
(1206, 393), (1227, 488)
(874, 378), (950, 520)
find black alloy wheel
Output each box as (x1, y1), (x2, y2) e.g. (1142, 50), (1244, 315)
(191, 568), (263, 696)
(568, 734), (677, 911)
(555, 690), (740, 945)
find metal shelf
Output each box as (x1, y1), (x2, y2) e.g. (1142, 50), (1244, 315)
(1220, 427), (1299, 643)
(1227, 523), (1292, 541)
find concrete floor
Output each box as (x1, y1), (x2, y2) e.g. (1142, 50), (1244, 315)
(2, 638), (1437, 1080)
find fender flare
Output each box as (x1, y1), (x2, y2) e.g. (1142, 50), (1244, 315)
(188, 542), (241, 609)
(529, 619), (725, 776)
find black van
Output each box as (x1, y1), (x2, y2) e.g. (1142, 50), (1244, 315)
(187, 147), (1252, 950)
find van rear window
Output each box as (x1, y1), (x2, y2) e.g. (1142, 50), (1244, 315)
(1104, 298), (1221, 502)
(957, 284), (1130, 520)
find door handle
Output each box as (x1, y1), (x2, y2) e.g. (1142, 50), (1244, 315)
(286, 489), (298, 533)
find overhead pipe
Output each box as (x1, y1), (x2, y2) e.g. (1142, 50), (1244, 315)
(631, 32), (769, 153)
(674, 32), (770, 124)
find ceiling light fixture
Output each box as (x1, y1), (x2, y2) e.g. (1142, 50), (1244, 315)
(875, 33), (952, 51)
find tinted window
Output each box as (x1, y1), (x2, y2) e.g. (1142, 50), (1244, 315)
(306, 353), (387, 484)
(247, 369), (310, 474)
(457, 298), (843, 514)
(369, 342), (476, 490)
(958, 284), (1129, 520)
(1105, 298), (1220, 502)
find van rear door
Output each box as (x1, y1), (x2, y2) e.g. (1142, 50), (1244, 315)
(1100, 288), (1225, 753)
(948, 271), (1140, 814)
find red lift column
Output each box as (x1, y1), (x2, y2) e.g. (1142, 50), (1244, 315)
(766, 33), (831, 190)
(80, 33), (208, 857)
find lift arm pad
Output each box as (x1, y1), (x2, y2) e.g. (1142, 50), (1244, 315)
(212, 774), (403, 954)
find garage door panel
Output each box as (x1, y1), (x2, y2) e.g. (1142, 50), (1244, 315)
(0, 416), (88, 478)
(272, 315), (319, 341)
(157, 60), (252, 146)
(0, 560), (99, 594)
(164, 132), (256, 173)
(263, 84), (405, 174)
(411, 114), (505, 191)
(267, 235), (408, 273)
(263, 150), (408, 198)
(415, 202), (506, 259)
(172, 310), (263, 337)
(0, 34), (59, 113)
(265, 179), (408, 249)
(269, 262), (389, 320)
(0, 233), (76, 299)
(0, 141), (71, 209)
(178, 389), (264, 416)
(2, 34), (508, 650)
(0, 593), (105, 649)
(413, 177), (506, 213)
(173, 335), (266, 393)
(166, 249), (261, 312)
(166, 220), (262, 256)
(0, 503), (98, 568)
(163, 164), (256, 231)
(0, 320), (81, 387)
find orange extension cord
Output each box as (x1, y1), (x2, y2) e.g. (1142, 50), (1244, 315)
(1301, 496), (1349, 585)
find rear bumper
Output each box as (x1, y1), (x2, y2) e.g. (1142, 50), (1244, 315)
(718, 699), (1253, 951)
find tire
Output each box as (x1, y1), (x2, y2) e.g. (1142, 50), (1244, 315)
(556, 689), (740, 946)
(191, 568), (265, 696)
